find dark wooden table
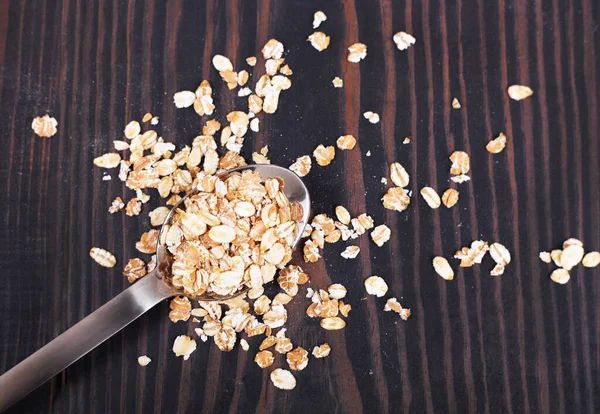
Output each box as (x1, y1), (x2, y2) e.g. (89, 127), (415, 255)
(0, 0), (598, 413)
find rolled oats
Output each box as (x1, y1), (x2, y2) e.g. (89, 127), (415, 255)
(332, 77), (344, 88)
(89, 247), (117, 268)
(454, 240), (489, 267)
(212, 55), (233, 72)
(508, 85), (534, 101)
(313, 11), (327, 28)
(441, 188), (459, 208)
(433, 256), (454, 280)
(94, 153), (121, 168)
(451, 98), (461, 109)
(313, 145), (335, 166)
(371, 224), (391, 247)
(383, 298), (411, 320)
(123, 258), (146, 283)
(169, 296), (192, 323)
(335, 206), (351, 225)
(420, 187), (441, 209)
(255, 350), (274, 368)
(124, 120), (141, 139)
(137, 355), (151, 366)
(246, 56), (257, 66)
(320, 316), (346, 330)
(341, 245), (360, 259)
(336, 135), (356, 150)
(393, 31), (416, 50)
(136, 229), (159, 254)
(363, 111), (380, 124)
(550, 268), (570, 284)
(172, 335), (196, 360)
(32, 114), (58, 137)
(108, 197), (125, 213)
(390, 162), (410, 187)
(287, 347), (309, 371)
(539, 251), (552, 263)
(486, 132), (507, 154)
(312, 343), (331, 358)
(582, 251), (600, 267)
(307, 31), (330, 52)
(270, 368), (296, 390)
(560, 243), (584, 270)
(327, 284), (347, 299)
(382, 187), (411, 212)
(262, 39), (284, 60)
(173, 91), (196, 108)
(364, 276), (388, 297)
(347, 43), (367, 62)
(449, 151), (470, 176)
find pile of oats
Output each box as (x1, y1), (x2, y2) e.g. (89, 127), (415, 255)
(162, 170), (303, 298)
(539, 238), (599, 284)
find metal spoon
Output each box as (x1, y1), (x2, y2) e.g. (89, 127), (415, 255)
(0, 164), (310, 412)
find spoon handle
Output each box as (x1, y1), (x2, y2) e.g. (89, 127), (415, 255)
(0, 271), (173, 412)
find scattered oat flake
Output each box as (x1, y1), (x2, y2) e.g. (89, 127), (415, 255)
(286, 346), (309, 371)
(172, 335), (196, 360)
(347, 43), (367, 62)
(313, 11), (327, 28)
(364, 276), (388, 297)
(384, 298), (411, 320)
(454, 240), (489, 267)
(508, 85), (534, 101)
(313, 145), (335, 166)
(320, 317), (346, 330)
(240, 338), (249, 351)
(550, 268), (570, 284)
(212, 54), (233, 72)
(441, 188), (459, 208)
(255, 350), (274, 368)
(451, 174), (470, 184)
(450, 97), (461, 109)
(108, 197), (125, 213)
(173, 91), (196, 108)
(328, 284), (347, 299)
(335, 206), (351, 225)
(246, 56), (257, 66)
(90, 247), (117, 268)
(124, 120), (141, 139)
(486, 132), (507, 154)
(382, 187), (411, 212)
(123, 258), (146, 283)
(169, 296), (192, 323)
(539, 251), (552, 263)
(270, 368), (296, 390)
(142, 113), (152, 123)
(433, 256), (454, 280)
(94, 153), (121, 169)
(336, 134), (356, 150)
(363, 111), (380, 124)
(137, 355), (151, 366)
(381, 177), (388, 185)
(262, 39), (284, 60)
(341, 246), (360, 259)
(449, 151), (470, 175)
(371, 224), (391, 247)
(366, 150), (371, 156)
(393, 31), (416, 50)
(32, 114), (58, 138)
(312, 343), (331, 358)
(151, 116), (159, 125)
(582, 251), (600, 267)
(113, 140), (129, 151)
(403, 137), (411, 144)
(390, 162), (409, 187)
(420, 187), (441, 209)
(332, 77), (343, 88)
(307, 32), (330, 51)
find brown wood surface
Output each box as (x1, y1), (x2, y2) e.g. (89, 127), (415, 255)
(0, 0), (599, 413)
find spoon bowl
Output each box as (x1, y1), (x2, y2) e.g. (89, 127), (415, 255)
(0, 164), (310, 411)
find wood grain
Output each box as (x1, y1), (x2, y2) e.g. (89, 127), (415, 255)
(0, 0), (598, 413)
